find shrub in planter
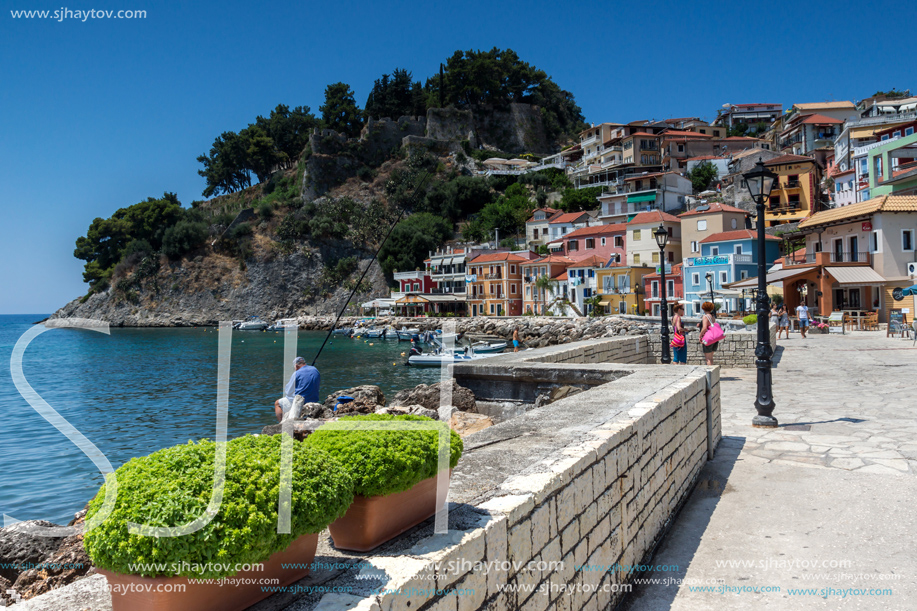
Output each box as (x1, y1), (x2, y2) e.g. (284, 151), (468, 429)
(305, 414), (462, 551)
(84, 435), (354, 579)
(743, 314), (757, 326)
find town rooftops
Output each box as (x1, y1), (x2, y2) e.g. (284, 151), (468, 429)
(763, 154), (817, 166)
(628, 210), (681, 225)
(643, 262), (684, 279)
(661, 130), (714, 138)
(679, 203), (751, 217)
(549, 211), (593, 224)
(625, 132), (662, 138)
(685, 155), (727, 161)
(522, 255), (574, 266)
(731, 103), (781, 108)
(568, 255), (609, 268)
(579, 122), (623, 136)
(700, 229), (780, 244)
(798, 195), (917, 229)
(792, 101), (856, 111)
(798, 113), (845, 125)
(554, 271), (568, 281)
(564, 223), (627, 239)
(468, 252), (529, 264)
(525, 207), (562, 223)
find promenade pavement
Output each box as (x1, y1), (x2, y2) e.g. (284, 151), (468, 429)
(622, 330), (917, 610)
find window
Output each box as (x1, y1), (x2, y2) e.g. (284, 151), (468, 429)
(667, 251), (674, 262)
(907, 127), (915, 136)
(490, 304), (495, 314)
(633, 229), (642, 240)
(413, 283), (420, 291)
(526, 286), (530, 297)
(667, 279), (674, 294)
(510, 265), (516, 274)
(893, 131), (901, 138)
(634, 254), (641, 264)
(568, 240), (579, 251)
(735, 245), (743, 255)
(697, 220), (707, 231)
(731, 218), (738, 229)
(601, 237), (606, 246)
(711, 246), (719, 255)
(562, 227), (568, 235)
(614, 236), (623, 247)
(740, 270), (748, 280)
(511, 284), (517, 295)
(652, 281), (659, 298)
(720, 271), (728, 284)
(541, 266), (546, 275)
(652, 252), (660, 263)
(691, 240), (698, 253)
(872, 231), (880, 253)
(693, 301), (701, 315)
(692, 273), (700, 285)
(585, 238), (595, 249)
(677, 144), (684, 152)
(881, 134), (890, 141)
(903, 230), (914, 251)
(588, 269), (594, 278)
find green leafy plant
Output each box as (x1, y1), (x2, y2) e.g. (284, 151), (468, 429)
(743, 314), (758, 325)
(305, 414), (462, 498)
(84, 435), (353, 578)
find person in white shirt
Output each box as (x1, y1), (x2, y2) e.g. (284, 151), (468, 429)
(796, 303), (810, 338)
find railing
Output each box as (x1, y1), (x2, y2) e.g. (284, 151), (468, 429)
(430, 287), (466, 294)
(580, 135), (599, 147)
(846, 112), (917, 129)
(815, 132), (837, 140)
(785, 180), (801, 188)
(393, 271), (425, 280)
(486, 273), (502, 280)
(785, 251), (871, 266)
(830, 251), (869, 264)
(853, 136), (900, 156)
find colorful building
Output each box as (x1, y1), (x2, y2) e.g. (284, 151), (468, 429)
(596, 264), (655, 315)
(683, 230), (781, 316)
(642, 262), (684, 317)
(520, 255), (575, 315)
(679, 203), (752, 261)
(561, 223), (626, 262)
(466, 252), (529, 316)
(625, 210), (681, 267)
(760, 154), (823, 227)
(525, 206), (562, 247)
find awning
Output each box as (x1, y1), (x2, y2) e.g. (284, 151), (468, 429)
(598, 297), (614, 306)
(825, 267), (887, 287)
(727, 266), (817, 289)
(627, 193), (657, 203)
(396, 295), (430, 304)
(361, 299), (395, 308)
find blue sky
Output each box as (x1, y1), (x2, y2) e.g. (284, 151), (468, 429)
(1, 0), (914, 314)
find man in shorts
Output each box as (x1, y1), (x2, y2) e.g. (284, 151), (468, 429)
(274, 356), (321, 422)
(796, 303), (810, 338)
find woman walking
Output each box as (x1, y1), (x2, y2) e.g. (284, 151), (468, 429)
(699, 301), (720, 366)
(770, 302), (781, 340)
(777, 302), (790, 339)
(671, 303), (688, 365)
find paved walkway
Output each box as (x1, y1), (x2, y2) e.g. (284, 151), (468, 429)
(623, 330), (917, 610)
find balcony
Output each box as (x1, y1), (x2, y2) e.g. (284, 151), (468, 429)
(785, 251), (871, 266)
(486, 273), (503, 280)
(785, 180), (801, 189)
(430, 287), (466, 294)
(393, 271), (425, 281)
(830, 251), (870, 264)
(580, 134), (599, 147)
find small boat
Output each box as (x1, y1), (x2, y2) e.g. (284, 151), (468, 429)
(365, 327), (385, 338)
(332, 327), (352, 335)
(470, 341), (509, 354)
(238, 317), (269, 331)
(267, 318), (298, 332)
(396, 327), (421, 341)
(406, 350), (498, 367)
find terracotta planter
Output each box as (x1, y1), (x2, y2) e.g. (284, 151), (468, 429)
(329, 471), (449, 552)
(99, 532), (318, 611)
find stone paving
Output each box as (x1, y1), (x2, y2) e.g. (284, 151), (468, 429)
(720, 330), (917, 475)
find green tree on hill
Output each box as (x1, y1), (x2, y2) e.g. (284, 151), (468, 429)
(418, 176), (494, 221)
(424, 48), (586, 142)
(688, 161), (719, 193)
(462, 183), (534, 242)
(254, 104), (316, 161)
(559, 186), (602, 212)
(378, 213), (453, 283)
(364, 68), (426, 120)
(320, 82), (363, 137)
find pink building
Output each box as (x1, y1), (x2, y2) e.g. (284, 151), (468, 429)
(561, 224), (626, 263)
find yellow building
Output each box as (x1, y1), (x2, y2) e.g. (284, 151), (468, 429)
(595, 265), (655, 315)
(762, 154), (823, 226)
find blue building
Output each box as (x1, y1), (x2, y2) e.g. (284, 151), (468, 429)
(683, 229), (781, 316)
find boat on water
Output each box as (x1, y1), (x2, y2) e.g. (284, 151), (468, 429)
(238, 317), (269, 331)
(406, 350), (498, 367)
(470, 341), (509, 353)
(266, 318), (298, 331)
(365, 327), (385, 338)
(331, 327), (352, 335)
(396, 327), (421, 341)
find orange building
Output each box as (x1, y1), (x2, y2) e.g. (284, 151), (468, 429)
(520, 255), (575, 314)
(467, 252), (529, 316)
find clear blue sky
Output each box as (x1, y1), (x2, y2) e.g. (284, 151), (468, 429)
(1, 0), (913, 314)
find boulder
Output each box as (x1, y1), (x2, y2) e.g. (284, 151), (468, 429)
(0, 520), (67, 582)
(375, 404), (442, 420)
(0, 576), (15, 606)
(390, 380), (476, 413)
(13, 531), (93, 600)
(324, 385), (385, 410)
(261, 419), (327, 441)
(449, 412), (494, 437)
(333, 396), (378, 416)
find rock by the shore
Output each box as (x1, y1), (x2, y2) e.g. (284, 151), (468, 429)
(391, 379), (476, 413)
(449, 412), (494, 437)
(324, 385), (385, 410)
(0, 520), (67, 583)
(13, 531), (93, 600)
(376, 404), (443, 420)
(261, 419), (326, 441)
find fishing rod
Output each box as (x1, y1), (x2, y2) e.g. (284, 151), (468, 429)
(311, 171), (431, 366)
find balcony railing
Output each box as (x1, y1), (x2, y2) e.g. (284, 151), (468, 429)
(830, 251), (869, 264)
(785, 251), (871, 266)
(785, 180), (801, 188)
(430, 287), (466, 294)
(486, 273), (502, 280)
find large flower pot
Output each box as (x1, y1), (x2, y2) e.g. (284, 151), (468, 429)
(329, 471), (449, 552)
(99, 532), (318, 611)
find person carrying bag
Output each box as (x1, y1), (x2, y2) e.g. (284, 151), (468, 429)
(700, 302), (723, 365)
(671, 303), (687, 364)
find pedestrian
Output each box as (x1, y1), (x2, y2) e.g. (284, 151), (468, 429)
(512, 328), (520, 352)
(770, 302), (781, 340)
(699, 301), (720, 366)
(796, 302), (810, 338)
(671, 303), (688, 365)
(273, 356), (320, 422)
(777, 302), (790, 339)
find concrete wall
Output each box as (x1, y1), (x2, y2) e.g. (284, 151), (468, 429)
(647, 324), (778, 367)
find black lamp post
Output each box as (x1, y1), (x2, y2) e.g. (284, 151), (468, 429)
(654, 224), (671, 364)
(743, 158), (779, 428)
(705, 272), (714, 303)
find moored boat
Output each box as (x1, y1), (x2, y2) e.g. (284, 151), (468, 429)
(238, 317), (269, 331)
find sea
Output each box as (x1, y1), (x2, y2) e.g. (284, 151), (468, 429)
(0, 314), (440, 525)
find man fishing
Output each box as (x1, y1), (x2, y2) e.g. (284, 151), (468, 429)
(274, 356), (320, 422)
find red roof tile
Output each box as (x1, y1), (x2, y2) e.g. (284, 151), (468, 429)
(679, 203), (751, 217)
(685, 155), (727, 161)
(643, 262), (684, 279)
(626, 132), (662, 138)
(525, 207), (562, 223)
(568, 255), (608, 268)
(469, 252), (529, 264)
(700, 229), (780, 244)
(549, 212), (593, 224)
(564, 223), (627, 239)
(554, 271), (569, 280)
(628, 210), (681, 225)
(662, 130), (713, 138)
(798, 113), (844, 125)
(522, 255), (574, 266)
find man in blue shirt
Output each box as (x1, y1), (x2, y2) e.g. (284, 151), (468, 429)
(273, 356), (321, 421)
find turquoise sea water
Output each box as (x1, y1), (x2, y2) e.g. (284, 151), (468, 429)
(0, 314), (439, 524)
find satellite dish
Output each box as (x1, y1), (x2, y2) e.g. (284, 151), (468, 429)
(722, 103), (731, 109)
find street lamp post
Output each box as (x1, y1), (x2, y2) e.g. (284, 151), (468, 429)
(743, 158), (779, 428)
(705, 272), (714, 304)
(654, 224), (671, 364)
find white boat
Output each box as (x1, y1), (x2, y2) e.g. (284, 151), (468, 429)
(238, 317), (269, 331)
(396, 327), (421, 341)
(470, 341), (509, 354)
(382, 326), (398, 339)
(331, 327), (352, 335)
(365, 327), (385, 338)
(406, 351), (498, 367)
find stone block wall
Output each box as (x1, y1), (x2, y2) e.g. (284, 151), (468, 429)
(646, 324), (778, 368)
(529, 336), (653, 366)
